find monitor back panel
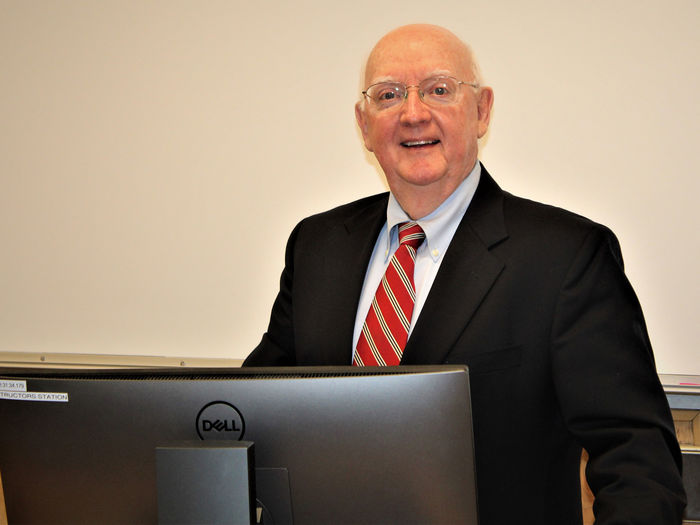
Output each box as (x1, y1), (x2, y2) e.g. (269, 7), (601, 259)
(0, 367), (478, 525)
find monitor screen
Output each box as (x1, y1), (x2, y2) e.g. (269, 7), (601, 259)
(0, 365), (478, 524)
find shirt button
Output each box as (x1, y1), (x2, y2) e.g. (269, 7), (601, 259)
(432, 249), (440, 257)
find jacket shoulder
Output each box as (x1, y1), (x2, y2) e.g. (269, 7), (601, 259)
(500, 188), (616, 240)
(303, 192), (389, 223)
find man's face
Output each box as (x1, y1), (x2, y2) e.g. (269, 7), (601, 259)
(355, 27), (493, 215)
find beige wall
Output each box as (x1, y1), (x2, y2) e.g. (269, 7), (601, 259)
(1, 1), (698, 374)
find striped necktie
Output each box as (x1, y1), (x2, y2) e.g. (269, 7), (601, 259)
(353, 222), (426, 366)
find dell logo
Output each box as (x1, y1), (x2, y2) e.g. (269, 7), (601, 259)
(196, 401), (245, 440)
(201, 419), (241, 432)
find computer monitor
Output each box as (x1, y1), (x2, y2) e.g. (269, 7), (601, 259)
(0, 365), (478, 524)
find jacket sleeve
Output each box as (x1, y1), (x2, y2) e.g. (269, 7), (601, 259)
(242, 221), (302, 367)
(550, 226), (686, 523)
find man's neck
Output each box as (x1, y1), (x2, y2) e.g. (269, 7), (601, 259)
(391, 164), (480, 220)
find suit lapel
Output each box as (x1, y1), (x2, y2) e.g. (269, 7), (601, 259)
(319, 194), (388, 364)
(401, 168), (508, 364)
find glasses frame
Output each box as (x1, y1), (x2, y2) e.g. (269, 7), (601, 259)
(362, 76), (480, 110)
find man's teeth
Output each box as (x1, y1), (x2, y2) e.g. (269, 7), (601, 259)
(402, 140), (438, 147)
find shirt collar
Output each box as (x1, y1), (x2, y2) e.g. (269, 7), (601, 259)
(384, 161), (481, 262)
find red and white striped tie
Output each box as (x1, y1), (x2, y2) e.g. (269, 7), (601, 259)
(353, 222), (425, 366)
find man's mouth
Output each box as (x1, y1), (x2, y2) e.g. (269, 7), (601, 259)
(401, 139), (440, 148)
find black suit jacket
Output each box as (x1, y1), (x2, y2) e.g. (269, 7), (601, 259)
(244, 166), (686, 524)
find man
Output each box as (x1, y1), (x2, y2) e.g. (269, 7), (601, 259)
(244, 24), (686, 524)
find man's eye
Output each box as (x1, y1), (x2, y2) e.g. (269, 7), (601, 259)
(378, 90), (398, 101)
(429, 85), (450, 96)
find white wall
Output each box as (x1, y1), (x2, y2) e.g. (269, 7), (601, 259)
(1, 0), (698, 374)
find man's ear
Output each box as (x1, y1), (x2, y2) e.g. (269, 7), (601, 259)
(355, 101), (374, 152)
(476, 87), (494, 139)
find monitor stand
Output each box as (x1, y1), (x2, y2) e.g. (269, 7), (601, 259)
(156, 441), (256, 525)
(255, 468), (294, 525)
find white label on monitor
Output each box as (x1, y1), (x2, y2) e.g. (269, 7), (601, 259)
(0, 379), (27, 392)
(0, 390), (69, 402)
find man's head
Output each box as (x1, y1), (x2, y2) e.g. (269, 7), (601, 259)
(355, 24), (493, 219)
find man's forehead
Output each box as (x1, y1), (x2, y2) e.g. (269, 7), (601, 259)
(365, 53), (470, 85)
(366, 70), (456, 85)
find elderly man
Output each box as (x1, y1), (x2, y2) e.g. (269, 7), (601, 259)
(244, 24), (686, 524)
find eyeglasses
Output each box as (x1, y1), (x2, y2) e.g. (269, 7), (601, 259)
(362, 76), (479, 110)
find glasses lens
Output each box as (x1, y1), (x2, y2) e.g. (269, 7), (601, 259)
(366, 83), (406, 109)
(420, 77), (458, 105)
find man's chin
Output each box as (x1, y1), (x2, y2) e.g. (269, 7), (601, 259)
(393, 166), (448, 187)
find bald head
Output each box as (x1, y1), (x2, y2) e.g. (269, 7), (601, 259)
(364, 24), (481, 88)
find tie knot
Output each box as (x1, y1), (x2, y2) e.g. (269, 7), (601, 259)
(398, 222), (425, 250)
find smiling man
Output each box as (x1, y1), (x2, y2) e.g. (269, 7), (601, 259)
(244, 24), (686, 524)
(355, 25), (492, 220)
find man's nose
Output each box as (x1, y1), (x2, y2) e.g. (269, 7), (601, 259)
(400, 87), (431, 124)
